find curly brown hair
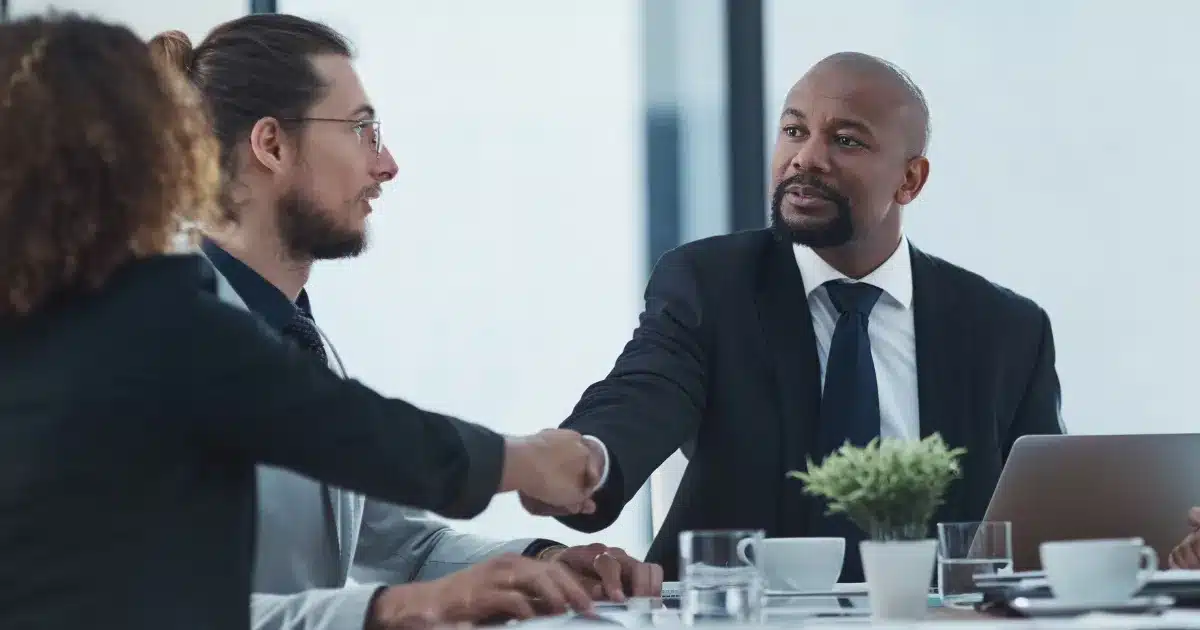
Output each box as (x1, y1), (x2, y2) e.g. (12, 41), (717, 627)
(0, 13), (221, 317)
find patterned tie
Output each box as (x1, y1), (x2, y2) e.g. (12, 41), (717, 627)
(279, 310), (343, 564)
(281, 312), (328, 366)
(813, 280), (883, 582)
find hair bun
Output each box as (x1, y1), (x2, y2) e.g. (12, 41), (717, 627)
(148, 30), (194, 76)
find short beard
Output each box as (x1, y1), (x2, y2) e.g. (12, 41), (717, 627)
(769, 173), (854, 248)
(276, 189), (367, 261)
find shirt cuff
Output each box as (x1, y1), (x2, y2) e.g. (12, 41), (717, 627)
(522, 538), (566, 559)
(581, 435), (610, 493)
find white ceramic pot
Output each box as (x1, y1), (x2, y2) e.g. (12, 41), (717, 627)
(860, 538), (937, 620)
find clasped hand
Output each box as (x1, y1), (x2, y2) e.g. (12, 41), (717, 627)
(501, 429), (606, 516)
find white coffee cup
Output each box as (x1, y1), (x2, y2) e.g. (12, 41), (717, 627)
(736, 537), (846, 591)
(1039, 538), (1158, 606)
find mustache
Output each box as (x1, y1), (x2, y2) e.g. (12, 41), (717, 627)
(773, 173), (847, 205)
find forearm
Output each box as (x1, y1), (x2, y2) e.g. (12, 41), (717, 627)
(410, 532), (535, 582)
(251, 586), (382, 630)
(352, 499), (538, 584)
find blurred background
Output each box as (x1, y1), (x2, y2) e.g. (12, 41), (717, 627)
(9, 0), (1199, 559)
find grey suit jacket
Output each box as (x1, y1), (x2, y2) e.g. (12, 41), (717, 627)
(206, 260), (534, 630)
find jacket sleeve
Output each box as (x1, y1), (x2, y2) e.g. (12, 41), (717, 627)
(181, 295), (505, 521)
(1005, 307), (1067, 459)
(350, 498), (534, 584)
(557, 247), (710, 532)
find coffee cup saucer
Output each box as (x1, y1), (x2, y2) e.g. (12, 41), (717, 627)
(1009, 594), (1174, 617)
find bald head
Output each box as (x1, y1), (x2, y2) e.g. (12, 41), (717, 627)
(799, 52), (930, 156)
(768, 52), (932, 263)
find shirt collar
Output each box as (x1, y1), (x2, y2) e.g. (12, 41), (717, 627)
(791, 236), (913, 309)
(201, 239), (314, 332)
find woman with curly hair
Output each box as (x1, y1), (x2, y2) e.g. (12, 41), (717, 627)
(0, 13), (597, 630)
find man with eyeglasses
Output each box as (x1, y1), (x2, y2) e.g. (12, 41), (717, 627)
(149, 14), (660, 630)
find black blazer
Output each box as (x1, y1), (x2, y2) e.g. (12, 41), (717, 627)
(558, 229), (1064, 581)
(0, 255), (504, 630)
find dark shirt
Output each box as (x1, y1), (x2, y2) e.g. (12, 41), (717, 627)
(0, 254), (506, 630)
(202, 240), (563, 560)
(201, 240), (313, 332)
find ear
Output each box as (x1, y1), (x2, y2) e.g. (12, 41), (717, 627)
(247, 117), (296, 176)
(894, 156), (930, 205)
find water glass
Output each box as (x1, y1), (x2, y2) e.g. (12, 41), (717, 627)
(679, 529), (765, 625)
(937, 521), (1013, 607)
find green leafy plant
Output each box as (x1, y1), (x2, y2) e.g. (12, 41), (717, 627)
(787, 434), (966, 541)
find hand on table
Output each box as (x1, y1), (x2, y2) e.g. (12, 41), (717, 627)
(501, 429), (602, 516)
(519, 436), (606, 517)
(1169, 506), (1200, 569)
(541, 543), (664, 602)
(366, 553), (593, 629)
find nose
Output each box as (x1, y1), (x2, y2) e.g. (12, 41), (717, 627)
(788, 136), (831, 175)
(373, 145), (398, 183)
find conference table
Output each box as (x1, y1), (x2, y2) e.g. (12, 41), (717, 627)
(506, 595), (1200, 629)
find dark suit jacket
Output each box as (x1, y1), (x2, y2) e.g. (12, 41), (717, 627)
(558, 229), (1064, 581)
(0, 254), (504, 630)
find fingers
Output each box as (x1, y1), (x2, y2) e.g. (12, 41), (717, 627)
(592, 551), (626, 602)
(1170, 534), (1200, 570)
(519, 493), (596, 517)
(1183, 536), (1200, 569)
(519, 568), (571, 615)
(625, 556), (663, 597)
(519, 493), (569, 517)
(477, 590), (537, 622)
(513, 430), (596, 510)
(547, 559), (596, 613)
(1189, 507), (1200, 530)
(494, 555), (593, 617)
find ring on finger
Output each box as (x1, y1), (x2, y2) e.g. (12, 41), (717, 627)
(592, 551), (614, 571)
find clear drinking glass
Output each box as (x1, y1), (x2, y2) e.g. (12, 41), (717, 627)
(936, 521), (1013, 607)
(679, 529), (766, 625)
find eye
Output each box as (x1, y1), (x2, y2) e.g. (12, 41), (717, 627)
(782, 125), (803, 138)
(351, 121), (369, 138)
(835, 135), (865, 148)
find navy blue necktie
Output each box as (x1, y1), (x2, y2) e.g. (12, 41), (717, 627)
(817, 280), (883, 455)
(812, 280), (883, 581)
(282, 312), (328, 365)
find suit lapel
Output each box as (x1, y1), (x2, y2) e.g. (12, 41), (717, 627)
(325, 485), (371, 581)
(911, 246), (972, 520)
(755, 238), (823, 537)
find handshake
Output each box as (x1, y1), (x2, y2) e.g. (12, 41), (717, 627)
(501, 429), (607, 516)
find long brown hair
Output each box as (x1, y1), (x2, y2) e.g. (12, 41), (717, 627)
(0, 13), (221, 317)
(148, 15), (352, 223)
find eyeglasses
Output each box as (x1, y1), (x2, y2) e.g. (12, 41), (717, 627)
(281, 117), (383, 155)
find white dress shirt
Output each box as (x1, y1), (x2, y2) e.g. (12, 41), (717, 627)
(588, 237), (922, 492)
(793, 237), (920, 441)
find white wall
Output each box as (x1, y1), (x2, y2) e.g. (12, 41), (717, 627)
(765, 0), (1200, 436)
(10, 0), (244, 41)
(641, 0), (729, 537)
(280, 0), (652, 555)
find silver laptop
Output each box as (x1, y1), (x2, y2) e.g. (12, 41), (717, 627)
(980, 433), (1200, 571)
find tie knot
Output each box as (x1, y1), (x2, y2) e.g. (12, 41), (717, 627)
(824, 280), (882, 316)
(282, 312), (327, 359)
(285, 312), (319, 334)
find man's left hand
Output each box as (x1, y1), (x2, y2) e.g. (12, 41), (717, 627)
(541, 543), (663, 602)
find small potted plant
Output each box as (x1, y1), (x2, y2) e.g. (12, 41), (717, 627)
(787, 434), (966, 619)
